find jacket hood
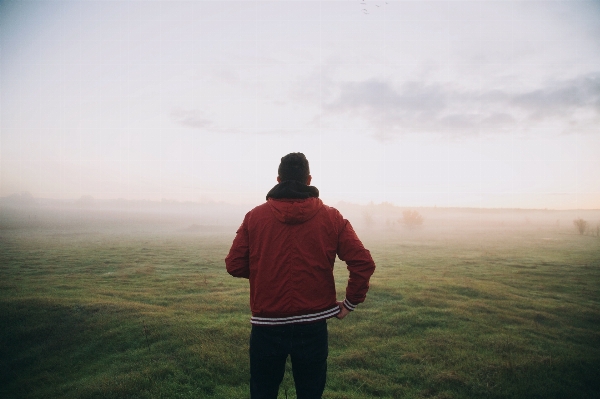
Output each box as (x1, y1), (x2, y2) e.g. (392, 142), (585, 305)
(266, 181), (322, 224)
(268, 197), (323, 224)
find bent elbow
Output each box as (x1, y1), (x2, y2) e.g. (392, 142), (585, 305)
(225, 258), (250, 279)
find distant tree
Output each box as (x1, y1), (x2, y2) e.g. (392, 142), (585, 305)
(363, 211), (374, 228)
(573, 218), (588, 235)
(401, 210), (423, 228)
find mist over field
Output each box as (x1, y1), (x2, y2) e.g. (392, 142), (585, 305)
(2, 194), (599, 237)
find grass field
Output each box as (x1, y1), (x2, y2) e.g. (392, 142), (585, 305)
(1, 206), (599, 398)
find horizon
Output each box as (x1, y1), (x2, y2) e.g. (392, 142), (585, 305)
(3, 191), (600, 212)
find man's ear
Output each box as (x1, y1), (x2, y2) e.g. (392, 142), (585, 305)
(277, 176), (281, 183)
(306, 175), (312, 185)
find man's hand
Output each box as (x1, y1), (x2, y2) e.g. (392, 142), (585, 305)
(336, 301), (350, 320)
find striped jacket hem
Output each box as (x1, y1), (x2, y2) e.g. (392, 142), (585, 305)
(251, 306), (340, 325)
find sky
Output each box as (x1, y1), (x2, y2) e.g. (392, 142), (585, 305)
(1, 0), (599, 209)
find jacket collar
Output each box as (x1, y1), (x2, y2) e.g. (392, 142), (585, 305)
(266, 180), (319, 200)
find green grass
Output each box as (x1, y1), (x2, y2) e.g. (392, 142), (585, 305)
(1, 224), (599, 398)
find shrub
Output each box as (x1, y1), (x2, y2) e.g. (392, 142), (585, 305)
(573, 218), (588, 235)
(401, 210), (423, 228)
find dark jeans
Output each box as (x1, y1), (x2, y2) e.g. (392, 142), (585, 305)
(249, 320), (328, 399)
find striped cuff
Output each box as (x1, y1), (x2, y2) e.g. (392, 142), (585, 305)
(343, 298), (357, 311)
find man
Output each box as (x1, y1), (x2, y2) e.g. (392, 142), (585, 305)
(225, 152), (375, 399)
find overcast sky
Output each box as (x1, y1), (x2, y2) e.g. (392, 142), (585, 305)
(1, 0), (599, 209)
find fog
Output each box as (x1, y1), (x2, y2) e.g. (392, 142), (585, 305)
(3, 194), (599, 243)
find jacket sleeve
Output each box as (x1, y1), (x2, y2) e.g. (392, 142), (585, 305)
(337, 218), (376, 310)
(225, 215), (250, 279)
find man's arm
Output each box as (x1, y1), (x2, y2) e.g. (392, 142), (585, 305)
(225, 217), (250, 279)
(337, 219), (376, 312)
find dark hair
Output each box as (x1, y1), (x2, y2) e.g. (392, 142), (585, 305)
(278, 153), (310, 183)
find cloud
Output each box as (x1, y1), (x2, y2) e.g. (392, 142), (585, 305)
(511, 74), (600, 117)
(170, 107), (306, 136)
(171, 108), (213, 130)
(328, 80), (446, 114)
(322, 73), (600, 140)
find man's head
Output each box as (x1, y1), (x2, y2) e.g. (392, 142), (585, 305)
(277, 152), (311, 185)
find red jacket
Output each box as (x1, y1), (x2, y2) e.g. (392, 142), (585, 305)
(225, 192), (375, 325)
